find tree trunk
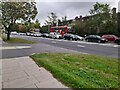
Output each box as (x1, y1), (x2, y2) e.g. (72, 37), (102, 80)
(7, 29), (10, 40)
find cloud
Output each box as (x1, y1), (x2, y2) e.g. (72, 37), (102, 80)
(35, 1), (118, 26)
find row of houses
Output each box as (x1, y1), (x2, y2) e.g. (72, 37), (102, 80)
(66, 7), (117, 26)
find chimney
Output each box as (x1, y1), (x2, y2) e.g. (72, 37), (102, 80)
(112, 8), (116, 19)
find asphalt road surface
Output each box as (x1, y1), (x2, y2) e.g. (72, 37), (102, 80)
(2, 35), (120, 59)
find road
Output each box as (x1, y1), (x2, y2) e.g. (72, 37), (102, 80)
(2, 35), (119, 59)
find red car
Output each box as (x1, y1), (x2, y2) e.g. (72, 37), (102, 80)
(102, 35), (118, 41)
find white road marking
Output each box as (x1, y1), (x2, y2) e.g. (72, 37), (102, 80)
(99, 44), (119, 48)
(77, 45), (85, 48)
(0, 46), (32, 50)
(51, 41), (57, 43)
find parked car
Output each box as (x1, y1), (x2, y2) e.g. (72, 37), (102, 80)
(19, 33), (26, 35)
(114, 38), (120, 45)
(85, 35), (108, 43)
(49, 32), (62, 39)
(11, 31), (18, 35)
(26, 32), (34, 36)
(41, 33), (49, 38)
(74, 35), (84, 41)
(64, 34), (76, 40)
(33, 32), (42, 37)
(102, 35), (118, 41)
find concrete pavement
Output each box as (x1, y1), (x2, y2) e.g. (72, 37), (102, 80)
(2, 56), (68, 88)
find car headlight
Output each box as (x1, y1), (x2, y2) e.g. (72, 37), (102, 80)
(101, 38), (105, 40)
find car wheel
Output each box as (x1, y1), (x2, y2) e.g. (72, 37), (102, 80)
(70, 38), (73, 40)
(98, 40), (101, 43)
(118, 41), (120, 45)
(86, 39), (89, 42)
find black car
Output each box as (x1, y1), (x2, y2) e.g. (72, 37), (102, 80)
(85, 35), (108, 43)
(114, 38), (120, 45)
(64, 34), (76, 40)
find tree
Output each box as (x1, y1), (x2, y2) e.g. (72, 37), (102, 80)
(1, 2), (37, 40)
(58, 19), (62, 26)
(62, 16), (67, 25)
(34, 19), (40, 28)
(89, 2), (112, 35)
(18, 24), (26, 33)
(46, 12), (57, 26)
(117, 12), (120, 36)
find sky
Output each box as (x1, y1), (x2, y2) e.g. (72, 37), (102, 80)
(35, 0), (119, 26)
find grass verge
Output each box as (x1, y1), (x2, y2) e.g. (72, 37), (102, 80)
(2, 35), (36, 44)
(31, 53), (118, 88)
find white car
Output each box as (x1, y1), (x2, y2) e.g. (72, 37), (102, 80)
(26, 32), (34, 36)
(74, 35), (84, 41)
(19, 33), (26, 35)
(11, 31), (18, 35)
(55, 33), (62, 39)
(49, 32), (62, 39)
(33, 32), (42, 37)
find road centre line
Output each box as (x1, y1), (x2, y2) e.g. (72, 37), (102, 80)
(77, 45), (85, 48)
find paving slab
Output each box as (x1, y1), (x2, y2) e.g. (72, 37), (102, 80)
(2, 56), (67, 88)
(35, 78), (67, 88)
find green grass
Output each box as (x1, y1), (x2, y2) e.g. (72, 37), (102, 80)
(2, 35), (36, 44)
(31, 53), (119, 88)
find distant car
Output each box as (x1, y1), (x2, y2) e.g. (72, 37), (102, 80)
(102, 35), (118, 41)
(64, 34), (76, 40)
(11, 31), (18, 35)
(49, 32), (62, 39)
(33, 32), (42, 37)
(114, 38), (120, 45)
(19, 33), (26, 35)
(74, 35), (84, 41)
(42, 33), (49, 38)
(26, 32), (34, 36)
(85, 35), (108, 43)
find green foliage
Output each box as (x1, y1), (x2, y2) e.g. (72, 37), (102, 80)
(72, 2), (117, 36)
(11, 23), (19, 32)
(46, 12), (58, 26)
(61, 16), (68, 25)
(34, 19), (40, 28)
(89, 2), (110, 15)
(40, 25), (49, 33)
(89, 2), (117, 35)
(31, 53), (118, 88)
(1, 2), (38, 40)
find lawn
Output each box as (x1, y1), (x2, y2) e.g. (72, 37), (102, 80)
(2, 35), (36, 44)
(31, 53), (118, 88)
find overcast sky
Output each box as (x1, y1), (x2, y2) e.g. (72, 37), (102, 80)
(35, 0), (119, 26)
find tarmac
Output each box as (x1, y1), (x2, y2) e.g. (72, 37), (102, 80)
(0, 38), (68, 89)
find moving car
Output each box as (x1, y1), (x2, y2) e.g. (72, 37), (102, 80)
(114, 38), (120, 45)
(85, 35), (108, 43)
(64, 34), (76, 40)
(102, 35), (118, 41)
